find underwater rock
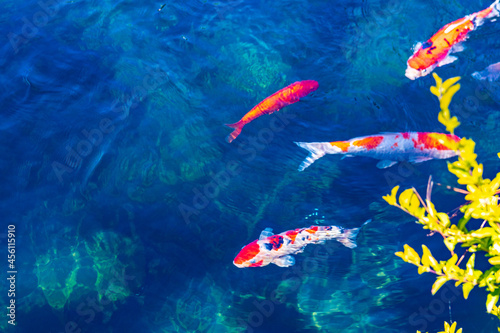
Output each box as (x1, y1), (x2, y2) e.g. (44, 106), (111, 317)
(84, 231), (144, 303)
(34, 248), (80, 310)
(214, 42), (290, 96)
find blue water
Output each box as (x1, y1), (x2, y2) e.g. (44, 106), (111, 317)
(2, 0), (500, 332)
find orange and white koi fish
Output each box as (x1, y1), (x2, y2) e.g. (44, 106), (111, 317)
(406, 0), (500, 80)
(233, 220), (371, 268)
(472, 61), (500, 81)
(295, 132), (460, 171)
(225, 80), (319, 143)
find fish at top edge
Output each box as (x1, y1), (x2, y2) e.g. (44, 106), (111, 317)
(233, 220), (371, 268)
(405, 0), (500, 80)
(294, 132), (460, 171)
(472, 61), (500, 81)
(225, 80), (319, 143)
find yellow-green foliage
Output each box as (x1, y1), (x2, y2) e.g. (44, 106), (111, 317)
(418, 321), (462, 333)
(384, 74), (500, 327)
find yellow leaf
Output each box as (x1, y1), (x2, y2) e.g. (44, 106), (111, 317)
(436, 212), (450, 227)
(440, 94), (453, 111)
(462, 282), (474, 299)
(487, 293), (499, 313)
(421, 245), (440, 272)
(465, 253), (475, 276)
(442, 76), (461, 92)
(383, 186), (400, 206)
(430, 85), (440, 97)
(432, 276), (448, 295)
(399, 188), (415, 209)
(442, 83), (461, 102)
(489, 256), (500, 265)
(395, 251), (404, 259)
(404, 244), (420, 264)
(432, 72), (443, 89)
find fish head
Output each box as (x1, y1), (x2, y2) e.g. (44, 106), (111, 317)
(405, 55), (435, 80)
(299, 80), (319, 95)
(233, 240), (269, 268)
(405, 65), (427, 80)
(405, 43), (438, 80)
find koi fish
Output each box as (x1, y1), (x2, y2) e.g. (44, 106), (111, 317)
(405, 0), (500, 80)
(233, 220), (371, 268)
(472, 62), (500, 81)
(294, 132), (460, 171)
(225, 80), (319, 143)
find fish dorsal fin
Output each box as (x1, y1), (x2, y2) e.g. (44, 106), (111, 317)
(376, 160), (398, 169)
(259, 228), (274, 240)
(273, 255), (295, 267)
(409, 156), (433, 164)
(438, 55), (458, 67)
(340, 154), (354, 160)
(444, 18), (468, 34)
(451, 43), (465, 53)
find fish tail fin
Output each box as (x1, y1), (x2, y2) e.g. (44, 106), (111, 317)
(225, 121), (245, 143)
(294, 141), (333, 171)
(478, 0), (500, 20)
(473, 0), (500, 25)
(491, 0), (500, 16)
(339, 219), (372, 249)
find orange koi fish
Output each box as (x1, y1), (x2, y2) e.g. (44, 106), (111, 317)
(233, 220), (370, 268)
(406, 0), (500, 80)
(295, 132), (460, 171)
(225, 80), (319, 143)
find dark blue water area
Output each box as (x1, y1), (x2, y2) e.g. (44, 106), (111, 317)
(2, 0), (500, 332)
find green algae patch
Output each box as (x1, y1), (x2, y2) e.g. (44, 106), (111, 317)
(35, 248), (80, 310)
(84, 231), (144, 303)
(215, 42), (290, 96)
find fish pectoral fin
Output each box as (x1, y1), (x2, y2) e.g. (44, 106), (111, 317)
(438, 55), (458, 67)
(412, 42), (423, 53)
(376, 160), (398, 169)
(259, 228), (274, 240)
(273, 255), (295, 267)
(409, 156), (433, 164)
(451, 43), (465, 53)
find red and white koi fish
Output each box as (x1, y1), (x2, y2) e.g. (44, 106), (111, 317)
(406, 0), (500, 80)
(233, 220), (371, 268)
(225, 80), (319, 143)
(295, 132), (460, 171)
(472, 61), (500, 81)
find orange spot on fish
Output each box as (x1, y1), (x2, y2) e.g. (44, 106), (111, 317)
(402, 132), (410, 139)
(306, 226), (319, 233)
(415, 133), (460, 151)
(285, 230), (299, 243)
(392, 142), (398, 149)
(330, 141), (350, 152)
(234, 240), (260, 265)
(352, 136), (384, 150)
